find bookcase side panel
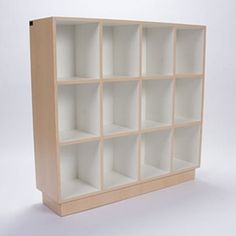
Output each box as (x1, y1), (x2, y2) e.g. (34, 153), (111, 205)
(30, 18), (60, 202)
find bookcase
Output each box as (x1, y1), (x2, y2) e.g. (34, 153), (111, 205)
(29, 17), (206, 216)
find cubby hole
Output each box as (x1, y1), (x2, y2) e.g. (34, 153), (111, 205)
(56, 23), (99, 81)
(173, 125), (201, 171)
(142, 79), (173, 129)
(142, 27), (174, 76)
(103, 81), (138, 135)
(175, 78), (202, 124)
(176, 28), (204, 74)
(58, 84), (100, 142)
(103, 24), (140, 78)
(103, 135), (138, 189)
(60, 141), (100, 200)
(141, 130), (171, 179)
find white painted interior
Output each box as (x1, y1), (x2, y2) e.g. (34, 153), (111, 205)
(103, 25), (140, 77)
(142, 79), (173, 129)
(176, 29), (204, 74)
(175, 78), (202, 124)
(103, 135), (138, 189)
(141, 130), (171, 179)
(56, 23), (99, 80)
(142, 27), (174, 76)
(103, 81), (138, 135)
(173, 125), (200, 171)
(58, 84), (100, 141)
(60, 141), (100, 199)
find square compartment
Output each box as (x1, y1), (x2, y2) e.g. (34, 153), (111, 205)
(173, 125), (201, 171)
(103, 24), (140, 78)
(175, 78), (202, 124)
(56, 23), (99, 81)
(58, 84), (100, 142)
(142, 79), (173, 129)
(60, 141), (100, 200)
(103, 81), (138, 135)
(141, 130), (172, 179)
(142, 27), (174, 76)
(176, 29), (204, 74)
(103, 135), (138, 188)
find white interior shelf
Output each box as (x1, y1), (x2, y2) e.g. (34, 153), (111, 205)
(173, 125), (201, 171)
(141, 130), (171, 179)
(103, 135), (138, 189)
(103, 81), (138, 135)
(176, 28), (204, 74)
(175, 78), (202, 124)
(142, 79), (173, 129)
(56, 23), (100, 81)
(142, 27), (174, 76)
(58, 84), (100, 142)
(60, 141), (100, 200)
(103, 24), (140, 78)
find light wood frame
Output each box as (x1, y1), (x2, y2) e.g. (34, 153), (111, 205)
(30, 17), (206, 216)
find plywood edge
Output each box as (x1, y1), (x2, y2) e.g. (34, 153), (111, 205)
(42, 170), (195, 216)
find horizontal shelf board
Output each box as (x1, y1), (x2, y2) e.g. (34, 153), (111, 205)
(103, 124), (137, 136)
(174, 118), (201, 128)
(173, 158), (197, 171)
(141, 164), (169, 179)
(142, 75), (174, 80)
(60, 129), (98, 143)
(104, 170), (136, 189)
(142, 120), (171, 130)
(103, 76), (140, 82)
(175, 73), (204, 79)
(61, 179), (99, 200)
(57, 77), (100, 85)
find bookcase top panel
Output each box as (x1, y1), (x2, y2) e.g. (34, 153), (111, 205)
(30, 16), (206, 29)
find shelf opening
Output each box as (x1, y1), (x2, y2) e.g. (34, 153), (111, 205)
(173, 125), (201, 171)
(142, 79), (173, 129)
(103, 24), (140, 78)
(141, 130), (171, 179)
(142, 27), (174, 76)
(176, 28), (204, 74)
(103, 81), (138, 135)
(103, 135), (138, 189)
(175, 78), (202, 124)
(60, 141), (100, 200)
(58, 83), (100, 142)
(56, 23), (99, 81)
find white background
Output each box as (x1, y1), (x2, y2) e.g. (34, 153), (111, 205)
(1, 0), (236, 235)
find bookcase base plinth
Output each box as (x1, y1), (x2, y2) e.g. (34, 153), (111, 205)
(42, 169), (195, 216)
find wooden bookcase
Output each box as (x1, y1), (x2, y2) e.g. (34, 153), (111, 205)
(29, 17), (206, 216)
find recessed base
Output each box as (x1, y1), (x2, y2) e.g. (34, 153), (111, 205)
(43, 169), (195, 216)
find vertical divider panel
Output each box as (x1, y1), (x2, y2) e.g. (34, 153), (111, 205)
(198, 27), (206, 167)
(99, 22), (104, 190)
(137, 24), (143, 180)
(170, 27), (177, 172)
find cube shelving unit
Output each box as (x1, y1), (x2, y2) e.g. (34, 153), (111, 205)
(29, 17), (206, 216)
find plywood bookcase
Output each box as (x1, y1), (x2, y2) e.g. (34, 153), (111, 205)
(29, 17), (206, 216)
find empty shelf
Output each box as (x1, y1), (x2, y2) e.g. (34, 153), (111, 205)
(103, 124), (133, 135)
(175, 116), (199, 124)
(104, 170), (135, 189)
(142, 120), (170, 129)
(61, 179), (99, 200)
(141, 164), (169, 179)
(60, 129), (97, 142)
(173, 158), (197, 171)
